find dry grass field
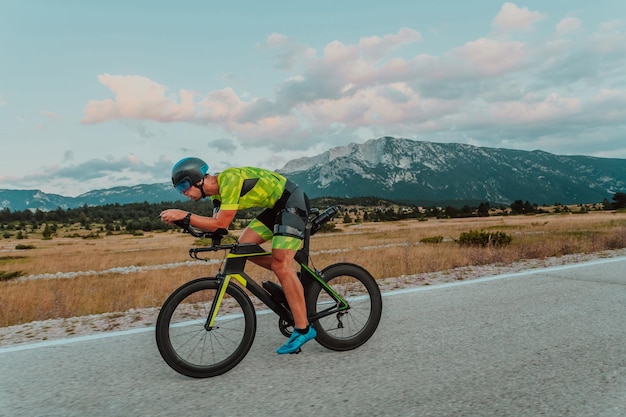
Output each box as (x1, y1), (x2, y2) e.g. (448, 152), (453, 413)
(1, 211), (626, 329)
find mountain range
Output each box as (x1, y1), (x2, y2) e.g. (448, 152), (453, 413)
(279, 137), (626, 205)
(0, 184), (182, 213)
(2, 137), (625, 212)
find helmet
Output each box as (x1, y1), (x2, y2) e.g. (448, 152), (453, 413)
(171, 157), (209, 192)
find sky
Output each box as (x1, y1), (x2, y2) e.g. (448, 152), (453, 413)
(1, 1), (625, 197)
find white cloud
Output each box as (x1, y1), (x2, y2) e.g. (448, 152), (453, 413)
(358, 27), (422, 60)
(5, 154), (174, 196)
(79, 11), (626, 162)
(259, 33), (316, 70)
(82, 74), (196, 123)
(599, 19), (623, 32)
(492, 2), (546, 31)
(43, 111), (61, 120)
(556, 17), (582, 36)
(489, 93), (583, 124)
(450, 38), (528, 77)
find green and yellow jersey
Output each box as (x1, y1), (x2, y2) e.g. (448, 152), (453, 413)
(212, 167), (287, 211)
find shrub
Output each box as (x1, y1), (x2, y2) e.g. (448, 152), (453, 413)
(15, 244), (36, 250)
(42, 223), (53, 240)
(420, 235), (443, 244)
(82, 232), (102, 239)
(458, 230), (512, 247)
(318, 222), (337, 233)
(0, 270), (22, 281)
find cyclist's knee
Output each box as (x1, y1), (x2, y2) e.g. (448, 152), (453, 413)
(270, 251), (295, 275)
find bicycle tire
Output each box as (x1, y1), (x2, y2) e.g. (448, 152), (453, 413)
(155, 278), (256, 378)
(306, 263), (382, 351)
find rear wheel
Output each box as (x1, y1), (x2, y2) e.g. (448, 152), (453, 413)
(306, 263), (382, 351)
(155, 278), (256, 378)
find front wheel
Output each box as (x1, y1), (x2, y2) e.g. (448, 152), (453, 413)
(155, 278), (256, 378)
(306, 263), (382, 351)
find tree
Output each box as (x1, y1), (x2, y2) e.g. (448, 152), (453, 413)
(477, 202), (490, 217)
(510, 200), (535, 215)
(613, 192), (626, 209)
(34, 209), (45, 222)
(78, 212), (89, 227)
(42, 224), (52, 240)
(444, 206), (459, 218)
(0, 208), (11, 222)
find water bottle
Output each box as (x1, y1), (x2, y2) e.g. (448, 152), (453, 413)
(312, 206), (339, 234)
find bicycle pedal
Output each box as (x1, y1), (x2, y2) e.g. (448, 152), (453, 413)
(290, 348), (302, 355)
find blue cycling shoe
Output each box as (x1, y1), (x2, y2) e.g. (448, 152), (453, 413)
(277, 325), (317, 354)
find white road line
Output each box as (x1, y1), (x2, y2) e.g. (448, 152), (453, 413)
(383, 255), (626, 297)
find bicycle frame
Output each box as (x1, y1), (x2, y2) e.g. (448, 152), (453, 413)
(200, 241), (350, 331)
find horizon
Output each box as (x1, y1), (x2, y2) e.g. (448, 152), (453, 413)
(1, 137), (624, 205)
(2, 137), (626, 198)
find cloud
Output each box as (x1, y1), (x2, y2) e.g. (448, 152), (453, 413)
(43, 111), (61, 120)
(358, 27), (422, 60)
(492, 2), (546, 31)
(51, 155), (151, 180)
(2, 153), (175, 196)
(209, 138), (238, 154)
(599, 19), (623, 32)
(80, 8), (626, 158)
(589, 29), (626, 54)
(489, 93), (583, 124)
(556, 17), (582, 36)
(82, 74), (196, 123)
(448, 38), (529, 77)
(120, 120), (159, 139)
(260, 33), (316, 70)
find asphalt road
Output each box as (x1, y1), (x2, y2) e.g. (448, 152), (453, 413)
(1, 258), (625, 417)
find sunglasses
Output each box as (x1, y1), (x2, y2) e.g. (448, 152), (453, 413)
(174, 177), (194, 193)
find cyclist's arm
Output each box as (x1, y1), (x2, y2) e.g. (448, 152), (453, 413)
(159, 208), (236, 231)
(191, 209), (236, 231)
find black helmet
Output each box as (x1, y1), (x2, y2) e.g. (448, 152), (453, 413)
(171, 157), (209, 193)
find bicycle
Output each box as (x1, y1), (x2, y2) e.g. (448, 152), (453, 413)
(155, 206), (383, 378)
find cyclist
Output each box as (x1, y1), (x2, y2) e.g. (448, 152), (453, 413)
(159, 157), (316, 354)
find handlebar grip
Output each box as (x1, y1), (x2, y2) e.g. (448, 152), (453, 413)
(172, 220), (229, 239)
(173, 220), (188, 229)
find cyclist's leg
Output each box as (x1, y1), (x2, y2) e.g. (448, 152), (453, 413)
(239, 214), (274, 270)
(271, 246), (306, 328)
(273, 243), (317, 354)
(272, 187), (316, 353)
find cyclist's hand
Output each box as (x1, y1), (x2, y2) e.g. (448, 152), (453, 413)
(159, 209), (188, 224)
